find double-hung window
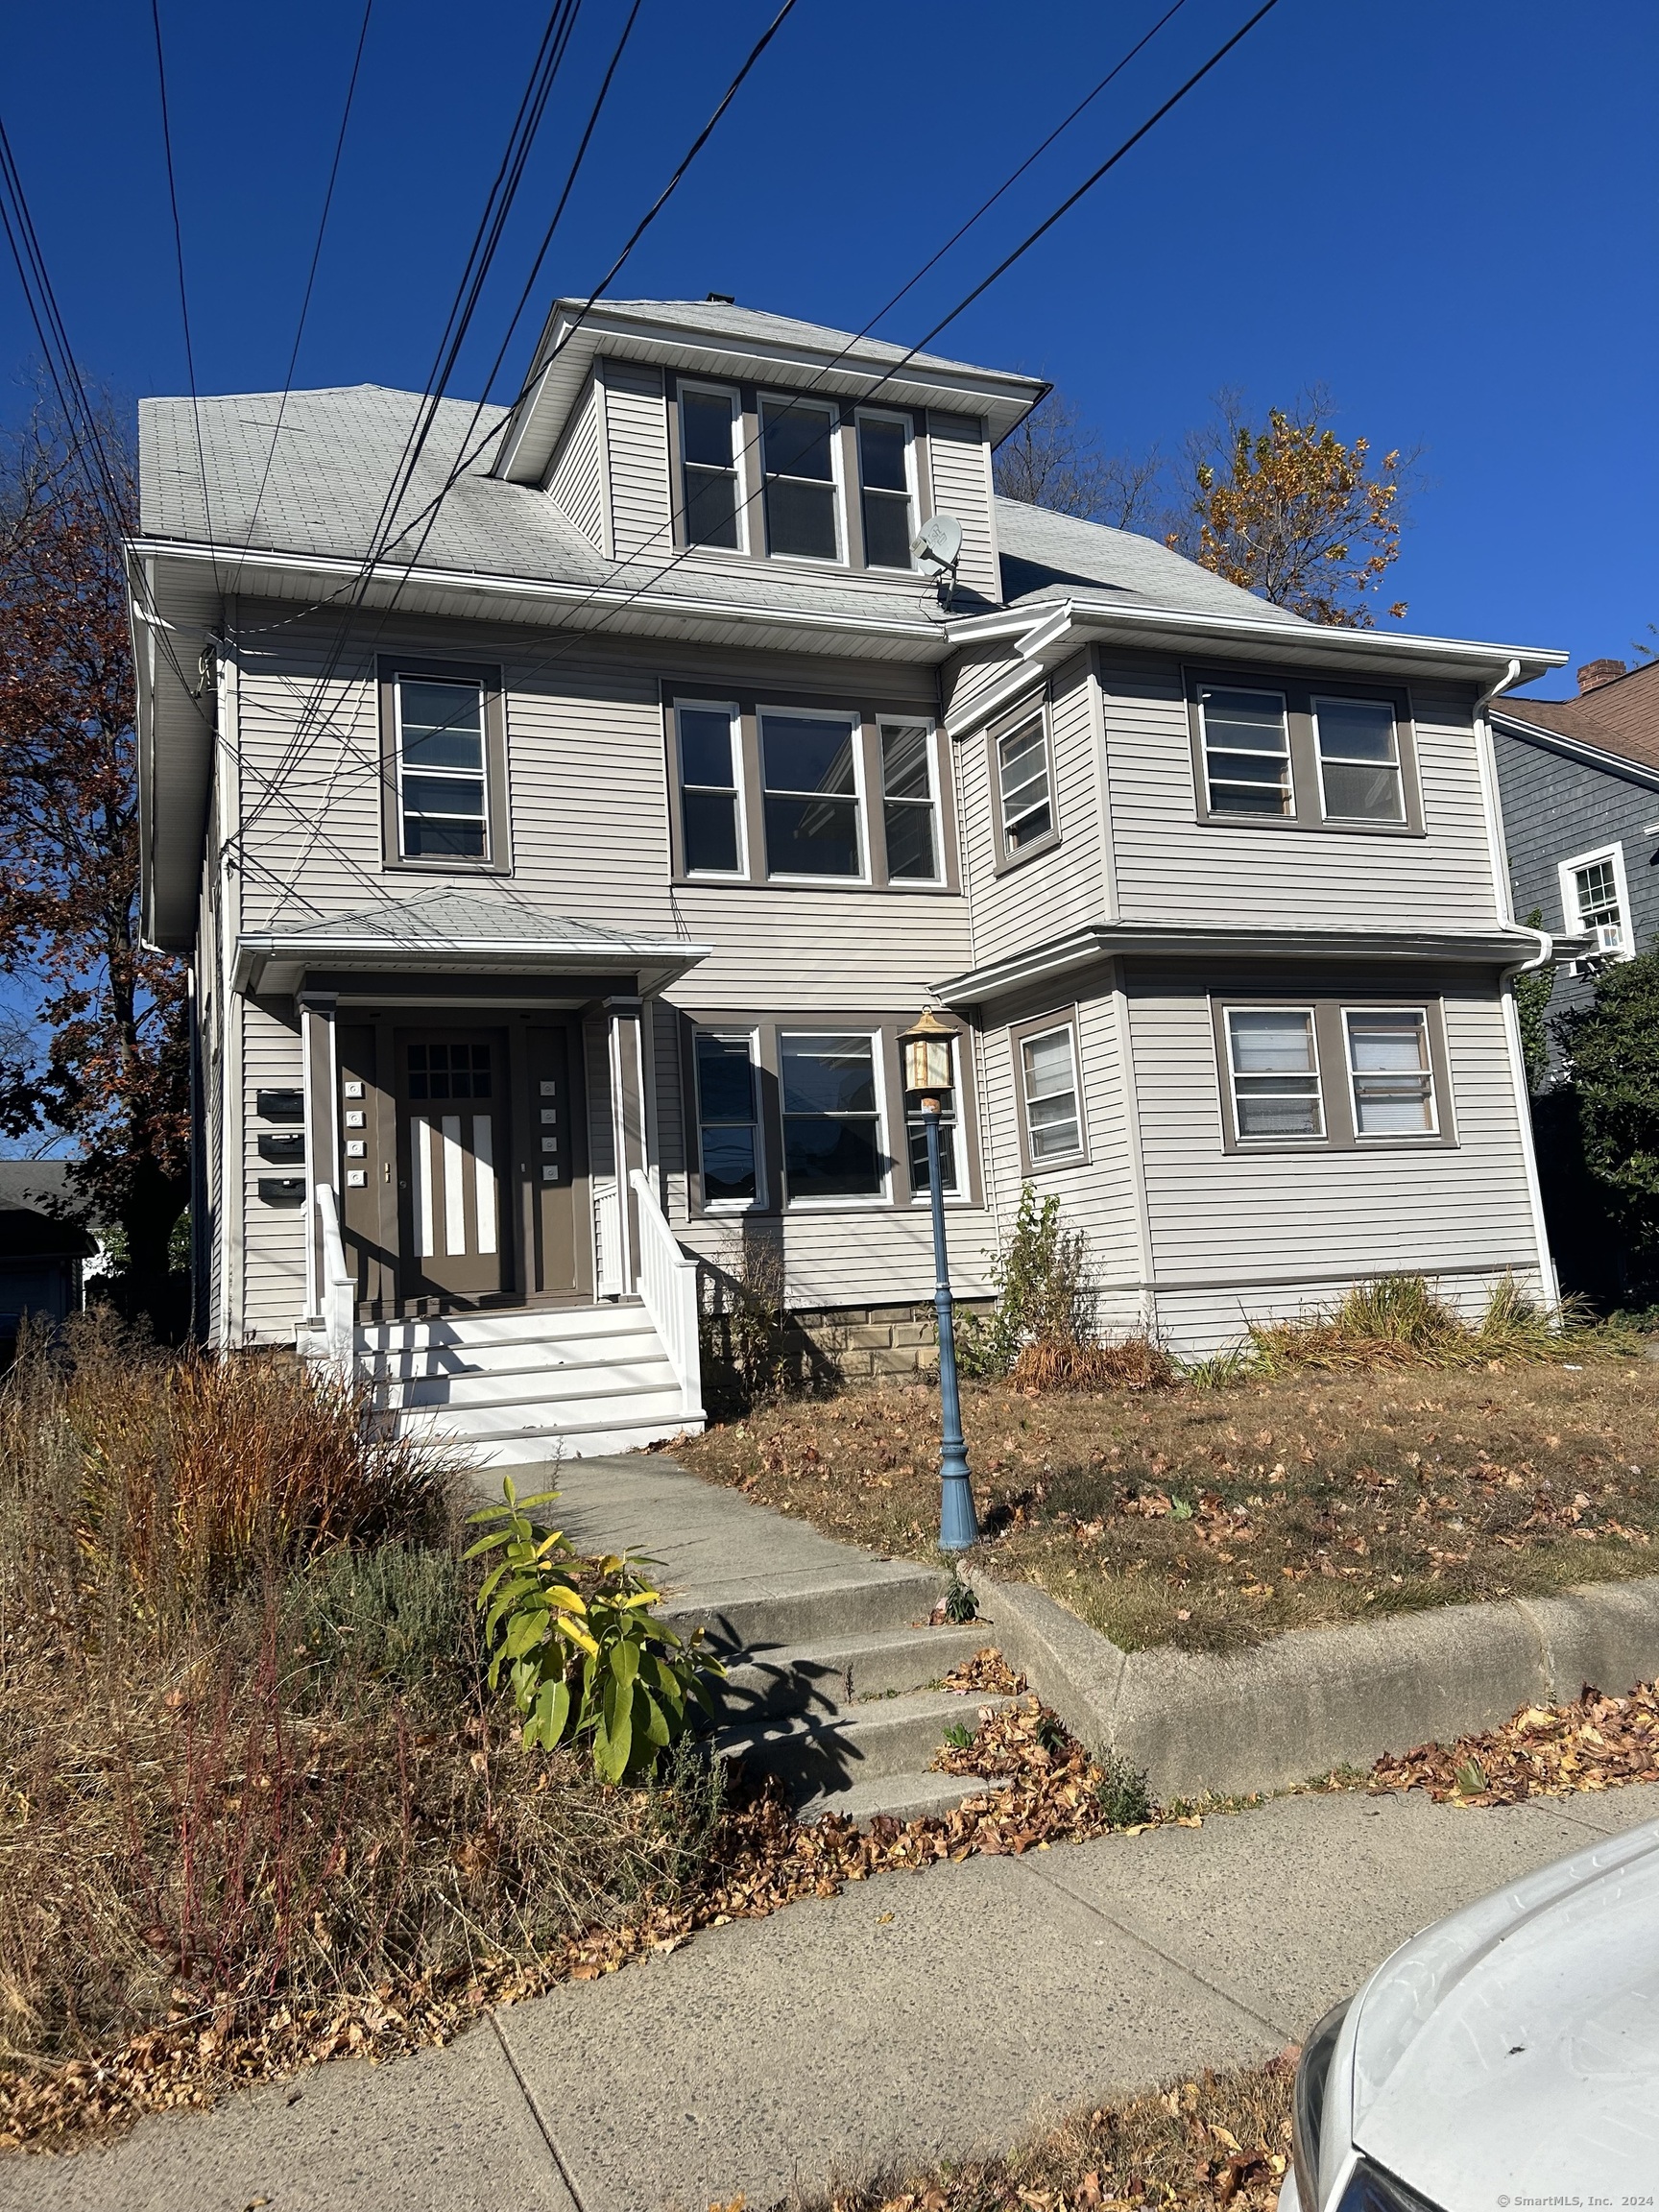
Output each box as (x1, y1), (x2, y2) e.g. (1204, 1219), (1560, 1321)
(760, 710), (862, 878)
(880, 721), (940, 881)
(1560, 845), (1630, 957)
(396, 675), (489, 859)
(680, 386), (743, 550)
(1344, 1009), (1436, 1137)
(998, 712), (1053, 857)
(780, 1032), (884, 1200)
(761, 397), (840, 561)
(694, 1030), (762, 1204)
(1314, 696), (1405, 823)
(1199, 686), (1293, 817)
(676, 701), (743, 875)
(1225, 1009), (1324, 1140)
(856, 412), (914, 569)
(1019, 1022), (1084, 1165)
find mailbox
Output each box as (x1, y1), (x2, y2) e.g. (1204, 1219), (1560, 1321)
(255, 1088), (305, 1123)
(256, 1176), (306, 1204)
(257, 1132), (305, 1164)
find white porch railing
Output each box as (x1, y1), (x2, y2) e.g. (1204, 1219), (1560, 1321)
(630, 1167), (704, 1422)
(314, 1183), (356, 1382)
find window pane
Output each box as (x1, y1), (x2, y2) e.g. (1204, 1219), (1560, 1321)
(857, 416), (908, 493)
(1022, 1028), (1081, 1160)
(761, 713), (857, 796)
(1229, 1010), (1315, 1072)
(1203, 687), (1290, 815)
(765, 478), (838, 560)
(399, 680), (483, 770)
(764, 796), (859, 876)
(781, 1034), (876, 1115)
(701, 1125), (757, 1202)
(405, 817), (486, 859)
(403, 774), (485, 818)
(862, 490), (913, 569)
(881, 725), (930, 801)
(1316, 698), (1397, 764)
(1347, 1012), (1427, 1073)
(1202, 688), (1288, 750)
(681, 391), (735, 469)
(1573, 860), (1621, 929)
(763, 399), (834, 481)
(1320, 760), (1403, 821)
(1235, 1085), (1321, 1139)
(682, 789), (739, 873)
(679, 707), (734, 788)
(684, 466), (739, 549)
(999, 718), (1051, 850)
(783, 1115), (880, 1197)
(885, 803), (938, 880)
(696, 1033), (757, 1121)
(1229, 1010), (1322, 1139)
(907, 1113), (958, 1193)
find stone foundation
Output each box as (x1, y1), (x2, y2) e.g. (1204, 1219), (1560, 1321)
(791, 1299), (997, 1382)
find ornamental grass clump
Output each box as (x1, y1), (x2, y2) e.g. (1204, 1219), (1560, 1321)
(1245, 1272), (1587, 1376)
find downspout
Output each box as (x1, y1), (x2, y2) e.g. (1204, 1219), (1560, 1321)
(1475, 655), (1561, 1308)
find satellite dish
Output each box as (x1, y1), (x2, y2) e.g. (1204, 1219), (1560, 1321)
(911, 513), (964, 571)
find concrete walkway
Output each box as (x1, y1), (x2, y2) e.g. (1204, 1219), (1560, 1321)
(12, 1457), (1659, 2211)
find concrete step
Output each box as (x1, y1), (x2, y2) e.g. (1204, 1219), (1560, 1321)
(716, 1623), (990, 1722)
(798, 1768), (1011, 1828)
(401, 1384), (687, 1439)
(658, 1563), (947, 1657)
(712, 1688), (1015, 1804)
(386, 1356), (679, 1413)
(363, 1330), (666, 1382)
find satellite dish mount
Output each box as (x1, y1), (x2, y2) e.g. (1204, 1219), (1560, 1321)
(911, 513), (964, 607)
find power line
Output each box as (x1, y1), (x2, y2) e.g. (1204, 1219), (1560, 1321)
(150, 0), (219, 596)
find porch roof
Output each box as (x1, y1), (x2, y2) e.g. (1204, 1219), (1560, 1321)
(233, 886), (710, 998)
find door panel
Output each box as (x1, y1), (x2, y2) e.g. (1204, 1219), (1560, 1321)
(397, 1029), (510, 1304)
(526, 1022), (586, 1300)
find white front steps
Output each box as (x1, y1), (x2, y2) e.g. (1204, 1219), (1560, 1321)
(360, 1300), (703, 1464)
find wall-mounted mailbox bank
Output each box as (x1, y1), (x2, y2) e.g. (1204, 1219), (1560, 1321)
(256, 1176), (306, 1204)
(255, 1088), (305, 1122)
(258, 1132), (306, 1164)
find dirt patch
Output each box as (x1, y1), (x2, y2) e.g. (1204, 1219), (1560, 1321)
(674, 1357), (1659, 1651)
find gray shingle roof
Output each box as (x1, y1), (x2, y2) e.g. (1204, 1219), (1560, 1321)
(993, 497), (1306, 628)
(590, 299), (1039, 389)
(274, 885), (685, 951)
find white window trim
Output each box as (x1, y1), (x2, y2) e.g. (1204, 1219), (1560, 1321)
(879, 716), (944, 886)
(1224, 1004), (1326, 1144)
(1019, 1019), (1087, 1168)
(1197, 684), (1294, 819)
(394, 672), (490, 863)
(757, 390), (847, 566)
(1311, 694), (1406, 826)
(854, 406), (919, 571)
(758, 703), (870, 885)
(1557, 841), (1633, 958)
(693, 1025), (766, 1212)
(677, 380), (749, 555)
(997, 708), (1055, 858)
(1340, 1004), (1440, 1142)
(674, 697), (749, 878)
(778, 1026), (892, 1210)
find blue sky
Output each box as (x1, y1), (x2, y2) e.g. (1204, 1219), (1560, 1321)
(4, 0), (1655, 689)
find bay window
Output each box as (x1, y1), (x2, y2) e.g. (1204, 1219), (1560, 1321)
(694, 1030), (762, 1203)
(676, 701), (743, 875)
(880, 721), (940, 881)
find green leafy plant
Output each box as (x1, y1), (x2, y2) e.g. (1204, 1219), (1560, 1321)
(942, 1567), (979, 1623)
(957, 1184), (1095, 1380)
(1094, 1751), (1154, 1828)
(941, 1720), (974, 1750)
(465, 1478), (723, 1785)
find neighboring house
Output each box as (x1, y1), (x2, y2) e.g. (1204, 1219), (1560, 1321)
(0, 1161), (98, 1358)
(129, 296), (1567, 1460)
(1492, 657), (1659, 1022)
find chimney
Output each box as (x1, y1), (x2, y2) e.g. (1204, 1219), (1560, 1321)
(1577, 658), (1627, 694)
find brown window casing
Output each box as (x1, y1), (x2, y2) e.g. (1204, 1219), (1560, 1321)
(1211, 995), (1456, 1154)
(676, 1009), (980, 1217)
(377, 655), (511, 876)
(1184, 665), (1424, 836)
(1008, 1006), (1090, 1174)
(988, 687), (1060, 875)
(661, 684), (959, 895)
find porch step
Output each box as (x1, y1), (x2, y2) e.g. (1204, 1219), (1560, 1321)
(362, 1330), (666, 1383)
(359, 1301), (649, 1351)
(799, 1769), (1009, 1827)
(386, 1356), (679, 1413)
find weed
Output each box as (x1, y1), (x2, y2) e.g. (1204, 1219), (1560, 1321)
(1094, 1752), (1155, 1828)
(941, 1721), (975, 1750)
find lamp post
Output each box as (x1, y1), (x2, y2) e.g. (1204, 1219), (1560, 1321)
(900, 1008), (979, 1553)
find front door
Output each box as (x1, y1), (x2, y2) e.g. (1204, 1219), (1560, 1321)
(397, 1027), (509, 1304)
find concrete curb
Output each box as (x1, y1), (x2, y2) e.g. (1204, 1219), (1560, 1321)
(979, 1573), (1659, 1800)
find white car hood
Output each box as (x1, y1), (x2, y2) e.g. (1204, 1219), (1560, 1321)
(1349, 1818), (1659, 2202)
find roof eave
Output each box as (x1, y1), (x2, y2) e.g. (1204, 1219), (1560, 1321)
(1492, 708), (1659, 790)
(233, 928), (713, 998)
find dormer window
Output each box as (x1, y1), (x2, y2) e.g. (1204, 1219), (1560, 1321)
(761, 396), (840, 561)
(856, 412), (914, 569)
(679, 385), (743, 549)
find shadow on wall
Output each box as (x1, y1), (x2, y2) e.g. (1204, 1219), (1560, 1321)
(1530, 1087), (1644, 1309)
(695, 1217), (842, 1417)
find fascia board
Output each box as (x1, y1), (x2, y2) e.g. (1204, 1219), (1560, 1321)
(233, 931), (713, 998)
(1492, 709), (1659, 792)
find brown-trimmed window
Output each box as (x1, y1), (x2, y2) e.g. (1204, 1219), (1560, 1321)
(997, 710), (1054, 858)
(1213, 998), (1455, 1152)
(1014, 1016), (1086, 1169)
(855, 411), (915, 570)
(761, 396), (841, 562)
(1188, 668), (1422, 834)
(378, 657), (509, 873)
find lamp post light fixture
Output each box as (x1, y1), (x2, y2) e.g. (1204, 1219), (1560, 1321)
(900, 1007), (979, 1554)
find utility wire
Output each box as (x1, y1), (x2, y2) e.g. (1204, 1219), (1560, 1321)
(150, 0), (219, 595)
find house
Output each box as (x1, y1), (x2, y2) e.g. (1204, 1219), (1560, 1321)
(129, 296), (1568, 1459)
(0, 1161), (99, 1359)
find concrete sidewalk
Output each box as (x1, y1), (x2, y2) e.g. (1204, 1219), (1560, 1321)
(11, 1777), (1659, 2212)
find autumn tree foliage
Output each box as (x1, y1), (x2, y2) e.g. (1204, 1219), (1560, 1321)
(0, 396), (190, 1317)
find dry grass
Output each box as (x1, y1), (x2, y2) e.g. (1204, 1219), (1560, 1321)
(679, 1325), (1659, 1652)
(1240, 1272), (1580, 1377)
(752, 2058), (1295, 2212)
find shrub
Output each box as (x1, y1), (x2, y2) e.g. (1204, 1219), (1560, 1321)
(959, 1184), (1095, 1379)
(1243, 1272), (1581, 1375)
(466, 1479), (724, 1784)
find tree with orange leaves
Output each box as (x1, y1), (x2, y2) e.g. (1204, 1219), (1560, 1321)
(0, 396), (190, 1326)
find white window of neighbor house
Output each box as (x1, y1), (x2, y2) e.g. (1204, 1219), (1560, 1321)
(679, 384), (744, 550)
(1019, 1022), (1084, 1164)
(396, 674), (489, 858)
(1344, 1008), (1437, 1138)
(760, 396), (842, 562)
(779, 1031), (885, 1202)
(1225, 1008), (1324, 1140)
(1559, 843), (1632, 954)
(1313, 696), (1407, 824)
(694, 1030), (763, 1206)
(1199, 685), (1293, 817)
(676, 701), (745, 875)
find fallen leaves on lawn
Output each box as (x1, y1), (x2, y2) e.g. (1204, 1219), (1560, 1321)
(1371, 1680), (1659, 1804)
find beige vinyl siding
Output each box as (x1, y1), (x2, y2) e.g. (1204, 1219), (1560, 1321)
(600, 358), (671, 561)
(545, 377), (605, 550)
(1123, 958), (1542, 1354)
(925, 413), (1000, 606)
(1099, 659), (1503, 932)
(240, 997), (307, 1343)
